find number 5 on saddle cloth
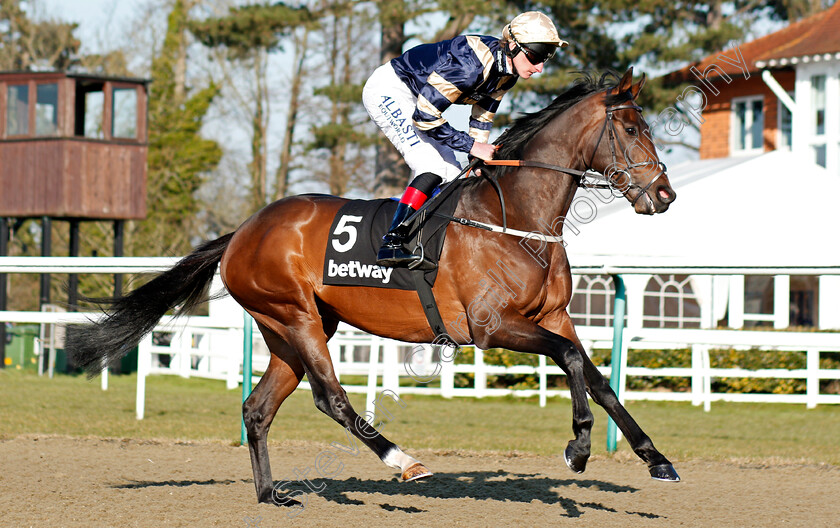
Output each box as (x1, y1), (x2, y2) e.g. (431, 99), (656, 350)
(322, 182), (465, 290)
(322, 182), (466, 343)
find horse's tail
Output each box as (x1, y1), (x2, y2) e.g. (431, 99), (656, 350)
(67, 233), (235, 377)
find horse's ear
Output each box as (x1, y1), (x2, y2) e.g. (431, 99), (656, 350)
(616, 67), (634, 94)
(630, 72), (646, 99)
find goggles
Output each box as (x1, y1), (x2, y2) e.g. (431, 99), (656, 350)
(511, 35), (557, 65)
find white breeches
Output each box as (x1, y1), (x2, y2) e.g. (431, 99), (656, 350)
(362, 63), (463, 183)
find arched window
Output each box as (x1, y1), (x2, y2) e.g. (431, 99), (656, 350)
(569, 275), (614, 327)
(643, 275), (701, 328)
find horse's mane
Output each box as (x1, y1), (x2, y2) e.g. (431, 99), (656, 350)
(493, 70), (631, 162)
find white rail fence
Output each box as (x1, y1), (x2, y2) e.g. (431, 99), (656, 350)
(2, 257), (840, 423)
(133, 321), (840, 420)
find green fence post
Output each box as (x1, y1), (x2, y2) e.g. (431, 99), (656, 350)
(241, 311), (254, 446)
(607, 274), (626, 453)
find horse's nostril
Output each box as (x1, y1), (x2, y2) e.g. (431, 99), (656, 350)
(657, 186), (676, 204)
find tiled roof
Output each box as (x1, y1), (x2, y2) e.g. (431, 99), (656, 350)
(664, 1), (840, 83)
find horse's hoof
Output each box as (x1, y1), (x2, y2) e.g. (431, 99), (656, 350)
(650, 463), (680, 482)
(402, 462), (433, 482)
(259, 496), (302, 507)
(262, 488), (303, 507)
(564, 444), (588, 474)
(273, 497), (304, 508)
(263, 494), (303, 507)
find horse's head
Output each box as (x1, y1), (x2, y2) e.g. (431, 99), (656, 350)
(491, 69), (676, 217)
(579, 68), (676, 214)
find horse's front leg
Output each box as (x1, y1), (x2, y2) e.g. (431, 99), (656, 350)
(540, 310), (680, 481)
(473, 314), (593, 473)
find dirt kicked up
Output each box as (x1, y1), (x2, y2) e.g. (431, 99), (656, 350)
(2, 435), (837, 528)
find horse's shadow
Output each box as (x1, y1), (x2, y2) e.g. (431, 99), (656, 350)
(110, 471), (662, 519)
(112, 478), (242, 489)
(280, 470), (660, 519)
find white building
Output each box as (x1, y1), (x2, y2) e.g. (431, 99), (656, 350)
(566, 3), (840, 331)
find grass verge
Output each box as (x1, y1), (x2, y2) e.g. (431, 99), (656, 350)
(1, 369), (838, 466)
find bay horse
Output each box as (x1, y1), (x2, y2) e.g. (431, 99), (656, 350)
(68, 68), (680, 506)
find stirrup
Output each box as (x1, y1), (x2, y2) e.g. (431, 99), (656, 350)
(376, 245), (419, 267)
(376, 244), (435, 270)
(407, 243), (436, 271)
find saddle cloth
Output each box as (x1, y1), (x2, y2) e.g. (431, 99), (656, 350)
(322, 183), (463, 290)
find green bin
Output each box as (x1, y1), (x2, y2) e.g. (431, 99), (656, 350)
(4, 324), (40, 371)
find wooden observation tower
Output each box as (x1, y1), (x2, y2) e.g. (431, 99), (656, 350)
(0, 71), (150, 366)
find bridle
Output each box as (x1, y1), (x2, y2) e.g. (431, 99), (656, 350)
(484, 101), (668, 207)
(591, 103), (667, 206)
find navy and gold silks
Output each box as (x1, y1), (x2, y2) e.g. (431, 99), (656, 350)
(390, 35), (518, 153)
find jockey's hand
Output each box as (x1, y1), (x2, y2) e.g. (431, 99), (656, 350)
(470, 141), (498, 161)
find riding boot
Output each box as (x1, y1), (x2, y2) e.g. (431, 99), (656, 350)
(377, 172), (442, 269)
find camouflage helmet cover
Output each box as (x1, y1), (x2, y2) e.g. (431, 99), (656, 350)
(503, 11), (568, 48)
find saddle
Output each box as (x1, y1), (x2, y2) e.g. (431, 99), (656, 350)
(322, 182), (464, 290)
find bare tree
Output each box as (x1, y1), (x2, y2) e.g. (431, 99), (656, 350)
(0, 0), (80, 70)
(189, 1), (313, 211)
(299, 1), (378, 197)
(273, 25), (310, 200)
(371, 0), (411, 198)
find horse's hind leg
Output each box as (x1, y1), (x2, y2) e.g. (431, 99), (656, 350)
(261, 312), (431, 482)
(243, 324), (305, 504)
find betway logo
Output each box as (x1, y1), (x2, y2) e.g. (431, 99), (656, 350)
(327, 259), (394, 284)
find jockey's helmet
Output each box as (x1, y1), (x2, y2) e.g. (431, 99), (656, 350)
(502, 12), (568, 64)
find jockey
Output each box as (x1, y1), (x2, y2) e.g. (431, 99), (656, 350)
(363, 11), (567, 268)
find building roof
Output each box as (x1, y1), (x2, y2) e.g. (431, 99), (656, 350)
(664, 1), (840, 83)
(0, 70), (151, 85)
(759, 1), (840, 64)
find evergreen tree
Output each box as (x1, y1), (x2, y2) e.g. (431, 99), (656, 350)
(129, 0), (222, 256)
(505, 1), (830, 126)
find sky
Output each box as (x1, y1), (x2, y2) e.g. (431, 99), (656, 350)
(38, 0), (139, 54)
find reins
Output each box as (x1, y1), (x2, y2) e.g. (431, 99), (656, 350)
(484, 102), (668, 203)
(403, 99), (670, 245)
(482, 159), (608, 188)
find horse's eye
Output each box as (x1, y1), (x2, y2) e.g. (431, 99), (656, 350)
(625, 127), (638, 136)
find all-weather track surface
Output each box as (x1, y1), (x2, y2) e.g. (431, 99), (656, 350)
(2, 435), (837, 527)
